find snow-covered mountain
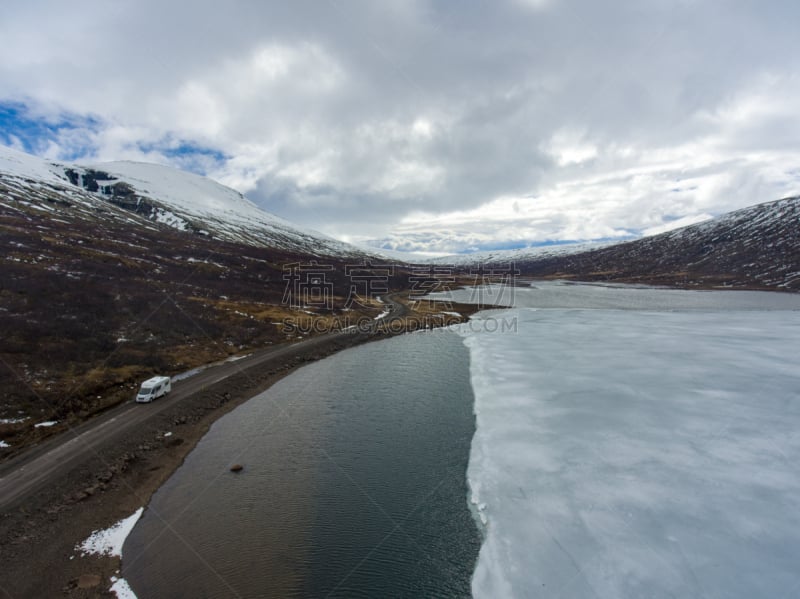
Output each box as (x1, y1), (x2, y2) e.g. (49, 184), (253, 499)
(509, 196), (800, 289)
(0, 145), (370, 258)
(423, 241), (617, 266)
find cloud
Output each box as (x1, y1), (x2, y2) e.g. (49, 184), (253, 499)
(1, 0), (799, 253)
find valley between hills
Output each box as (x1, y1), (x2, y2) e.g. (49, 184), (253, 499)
(0, 144), (798, 597)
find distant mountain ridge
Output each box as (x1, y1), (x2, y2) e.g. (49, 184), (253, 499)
(417, 195), (799, 290)
(2, 145), (797, 290)
(506, 196), (800, 290)
(424, 241), (617, 267)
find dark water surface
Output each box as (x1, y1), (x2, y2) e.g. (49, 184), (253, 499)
(123, 330), (480, 598)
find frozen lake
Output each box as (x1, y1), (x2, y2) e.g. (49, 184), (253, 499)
(123, 281), (800, 598)
(446, 279), (800, 311)
(447, 282), (800, 598)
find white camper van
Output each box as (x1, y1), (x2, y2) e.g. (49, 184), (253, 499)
(136, 376), (171, 403)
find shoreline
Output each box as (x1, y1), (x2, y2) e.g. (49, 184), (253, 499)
(0, 301), (484, 598)
(0, 332), (363, 597)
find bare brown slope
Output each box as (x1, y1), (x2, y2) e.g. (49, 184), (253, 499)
(515, 196), (800, 289)
(0, 173), (406, 455)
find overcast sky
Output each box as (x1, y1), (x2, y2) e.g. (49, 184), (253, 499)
(1, 0), (799, 254)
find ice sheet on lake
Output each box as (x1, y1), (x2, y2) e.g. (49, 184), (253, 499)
(459, 306), (800, 598)
(440, 279), (800, 311)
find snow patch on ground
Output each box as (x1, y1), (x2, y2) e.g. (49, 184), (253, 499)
(225, 354), (251, 362)
(34, 420), (58, 428)
(110, 575), (138, 599)
(77, 507), (144, 558)
(0, 440), (10, 448)
(171, 367), (204, 382)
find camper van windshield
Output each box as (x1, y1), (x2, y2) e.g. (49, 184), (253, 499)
(139, 386), (153, 393)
